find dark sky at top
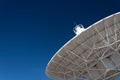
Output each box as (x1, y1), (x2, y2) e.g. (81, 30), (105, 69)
(0, 0), (120, 80)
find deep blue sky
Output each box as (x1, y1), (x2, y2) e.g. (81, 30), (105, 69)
(0, 0), (120, 80)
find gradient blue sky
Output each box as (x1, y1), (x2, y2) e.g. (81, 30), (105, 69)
(0, 0), (120, 80)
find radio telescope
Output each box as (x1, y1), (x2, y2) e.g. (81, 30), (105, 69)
(46, 12), (120, 80)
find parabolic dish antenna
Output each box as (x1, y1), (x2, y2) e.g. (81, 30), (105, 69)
(46, 12), (120, 80)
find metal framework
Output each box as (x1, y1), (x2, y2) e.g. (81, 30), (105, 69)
(46, 12), (120, 80)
